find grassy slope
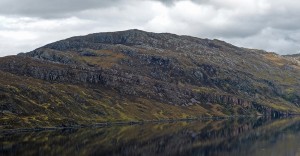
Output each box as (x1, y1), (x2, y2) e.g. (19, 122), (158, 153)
(1, 51), (300, 129)
(0, 70), (232, 129)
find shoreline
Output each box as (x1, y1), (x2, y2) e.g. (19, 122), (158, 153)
(1, 114), (298, 134)
(0, 115), (255, 134)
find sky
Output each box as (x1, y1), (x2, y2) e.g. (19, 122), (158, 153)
(0, 0), (300, 56)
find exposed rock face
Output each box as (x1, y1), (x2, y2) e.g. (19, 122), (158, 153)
(0, 29), (299, 128)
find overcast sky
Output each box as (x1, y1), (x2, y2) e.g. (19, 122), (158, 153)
(0, 0), (300, 56)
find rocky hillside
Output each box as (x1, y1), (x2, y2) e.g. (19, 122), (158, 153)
(0, 29), (299, 129)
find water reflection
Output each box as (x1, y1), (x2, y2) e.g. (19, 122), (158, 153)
(1, 117), (300, 156)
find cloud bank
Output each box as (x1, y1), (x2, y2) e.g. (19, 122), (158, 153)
(0, 0), (299, 56)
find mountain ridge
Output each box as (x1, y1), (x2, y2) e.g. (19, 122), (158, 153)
(0, 29), (299, 129)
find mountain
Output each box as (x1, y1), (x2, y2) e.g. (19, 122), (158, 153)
(0, 29), (299, 129)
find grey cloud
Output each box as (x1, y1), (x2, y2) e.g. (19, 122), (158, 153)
(223, 28), (300, 54)
(153, 0), (177, 5)
(155, 0), (211, 6)
(0, 0), (121, 18)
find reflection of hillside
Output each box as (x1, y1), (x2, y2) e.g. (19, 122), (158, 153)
(1, 117), (300, 156)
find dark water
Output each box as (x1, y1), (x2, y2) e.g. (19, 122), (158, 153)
(1, 117), (300, 156)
